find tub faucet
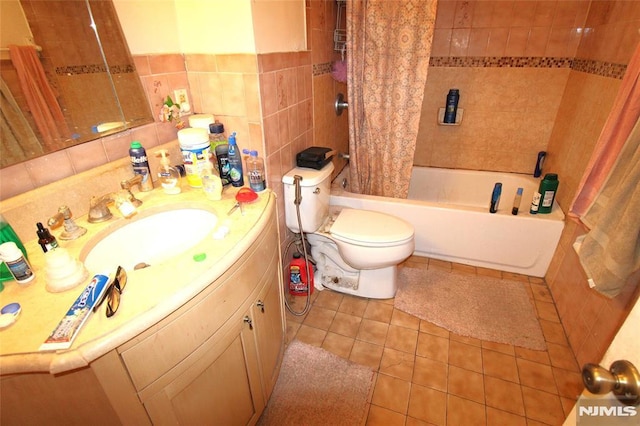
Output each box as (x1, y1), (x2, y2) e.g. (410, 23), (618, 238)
(120, 175), (144, 207)
(88, 193), (115, 223)
(48, 205), (87, 240)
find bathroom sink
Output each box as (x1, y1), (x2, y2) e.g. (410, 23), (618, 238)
(82, 208), (218, 272)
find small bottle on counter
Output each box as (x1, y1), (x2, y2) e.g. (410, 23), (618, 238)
(155, 150), (182, 194)
(37, 222), (59, 253)
(243, 149), (266, 192)
(0, 241), (35, 284)
(129, 141), (154, 192)
(227, 132), (244, 187)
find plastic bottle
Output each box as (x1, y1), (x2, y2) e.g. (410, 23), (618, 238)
(289, 253), (314, 296)
(537, 173), (559, 214)
(489, 182), (502, 213)
(533, 151), (546, 178)
(199, 160), (222, 201)
(215, 143), (231, 186)
(227, 132), (244, 187)
(37, 222), (59, 253)
(0, 241), (35, 284)
(511, 188), (523, 215)
(242, 149), (266, 192)
(155, 150), (181, 194)
(129, 141), (154, 191)
(0, 214), (28, 283)
(443, 89), (460, 124)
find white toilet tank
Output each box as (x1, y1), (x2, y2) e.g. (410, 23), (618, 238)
(282, 162), (335, 233)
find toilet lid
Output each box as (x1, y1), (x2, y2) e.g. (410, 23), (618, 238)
(330, 209), (414, 245)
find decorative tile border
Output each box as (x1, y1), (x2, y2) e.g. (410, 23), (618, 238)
(429, 56), (573, 68)
(313, 62), (334, 77)
(55, 64), (136, 76)
(571, 58), (626, 79)
(429, 56), (625, 79)
(313, 57), (626, 80)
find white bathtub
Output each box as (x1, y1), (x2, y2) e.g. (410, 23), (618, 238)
(330, 166), (564, 277)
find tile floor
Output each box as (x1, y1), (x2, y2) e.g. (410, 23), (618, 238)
(284, 256), (584, 426)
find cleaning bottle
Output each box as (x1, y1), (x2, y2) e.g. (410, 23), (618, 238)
(227, 132), (244, 187)
(0, 214), (28, 283)
(37, 222), (59, 253)
(537, 173), (559, 214)
(155, 150), (181, 194)
(242, 149), (266, 192)
(129, 141), (154, 191)
(289, 253), (314, 296)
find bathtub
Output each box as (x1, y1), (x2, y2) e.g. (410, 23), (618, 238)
(330, 166), (564, 277)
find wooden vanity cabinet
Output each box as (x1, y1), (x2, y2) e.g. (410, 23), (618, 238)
(124, 205), (285, 425)
(0, 199), (285, 426)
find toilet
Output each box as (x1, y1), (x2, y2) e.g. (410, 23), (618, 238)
(282, 162), (414, 299)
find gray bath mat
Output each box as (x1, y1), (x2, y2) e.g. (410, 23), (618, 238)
(258, 340), (375, 425)
(395, 267), (546, 350)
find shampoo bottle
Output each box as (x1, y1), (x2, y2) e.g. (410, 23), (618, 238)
(443, 89), (460, 124)
(489, 182), (502, 213)
(227, 132), (244, 187)
(537, 173), (559, 214)
(155, 150), (181, 194)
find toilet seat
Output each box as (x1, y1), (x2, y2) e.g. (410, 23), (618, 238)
(329, 208), (414, 247)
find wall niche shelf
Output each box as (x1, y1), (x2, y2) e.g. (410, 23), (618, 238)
(437, 107), (463, 126)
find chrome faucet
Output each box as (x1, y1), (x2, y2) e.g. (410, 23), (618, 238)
(88, 193), (115, 223)
(48, 205), (87, 240)
(120, 175), (144, 207)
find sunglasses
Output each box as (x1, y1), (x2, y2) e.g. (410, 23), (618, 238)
(93, 266), (127, 317)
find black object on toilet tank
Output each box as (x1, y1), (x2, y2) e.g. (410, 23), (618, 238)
(296, 147), (335, 169)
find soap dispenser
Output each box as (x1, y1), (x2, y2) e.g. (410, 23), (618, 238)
(155, 150), (181, 194)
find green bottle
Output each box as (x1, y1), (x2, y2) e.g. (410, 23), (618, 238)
(537, 173), (559, 214)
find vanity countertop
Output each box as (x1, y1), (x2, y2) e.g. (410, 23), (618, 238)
(0, 185), (274, 375)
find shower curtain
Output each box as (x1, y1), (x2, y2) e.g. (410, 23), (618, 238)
(346, 0), (436, 198)
(8, 45), (70, 152)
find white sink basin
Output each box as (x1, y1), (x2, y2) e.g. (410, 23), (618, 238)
(82, 208), (218, 273)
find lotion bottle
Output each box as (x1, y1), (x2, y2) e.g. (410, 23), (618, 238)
(155, 150), (181, 194)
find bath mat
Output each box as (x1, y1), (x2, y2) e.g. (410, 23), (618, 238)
(395, 267), (546, 350)
(258, 340), (375, 426)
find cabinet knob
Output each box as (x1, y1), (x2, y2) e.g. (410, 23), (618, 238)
(256, 300), (265, 313)
(243, 316), (253, 330)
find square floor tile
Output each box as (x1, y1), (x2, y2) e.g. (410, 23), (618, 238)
(371, 373), (411, 414)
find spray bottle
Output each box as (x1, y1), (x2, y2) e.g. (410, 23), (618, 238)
(155, 150), (181, 194)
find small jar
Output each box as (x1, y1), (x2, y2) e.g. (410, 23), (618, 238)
(0, 242), (35, 284)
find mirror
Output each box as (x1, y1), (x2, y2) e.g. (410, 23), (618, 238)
(0, 0), (153, 168)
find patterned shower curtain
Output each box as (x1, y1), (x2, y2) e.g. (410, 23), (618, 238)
(346, 0), (436, 198)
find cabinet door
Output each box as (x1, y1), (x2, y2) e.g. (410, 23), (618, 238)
(144, 329), (262, 426)
(251, 264), (285, 400)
